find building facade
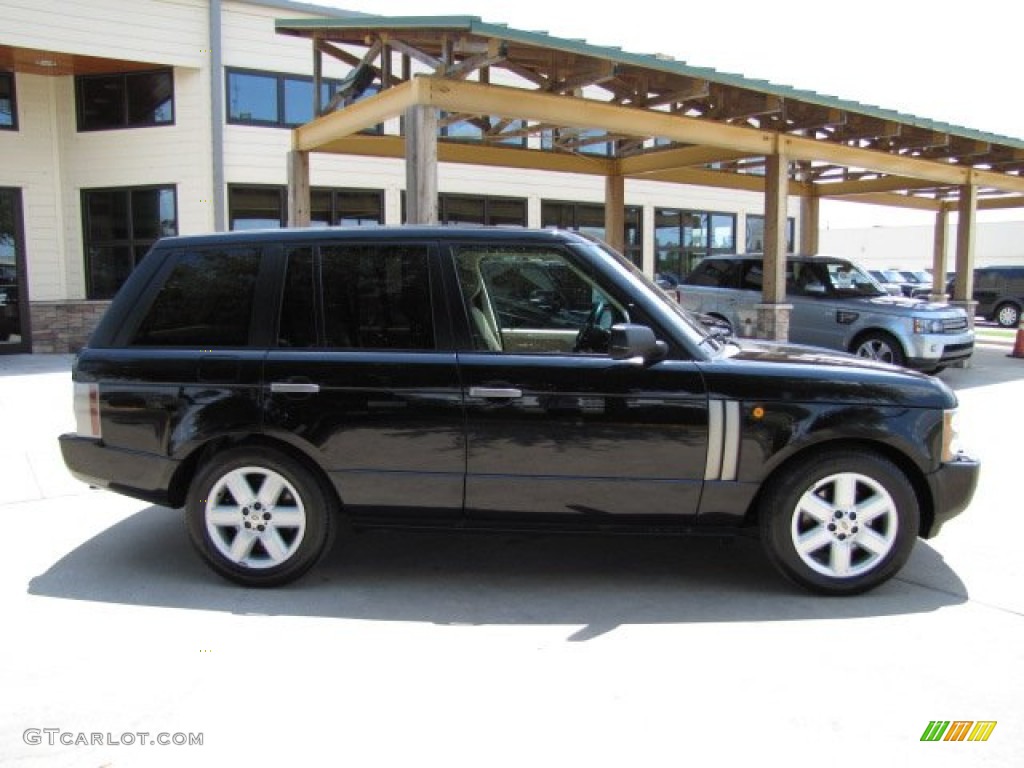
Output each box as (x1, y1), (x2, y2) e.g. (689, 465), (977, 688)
(2, 0), (813, 353)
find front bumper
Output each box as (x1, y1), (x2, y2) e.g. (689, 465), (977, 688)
(59, 434), (181, 507)
(905, 331), (974, 369)
(922, 453), (980, 538)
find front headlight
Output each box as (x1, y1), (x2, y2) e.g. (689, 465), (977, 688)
(914, 318), (944, 334)
(942, 409), (962, 462)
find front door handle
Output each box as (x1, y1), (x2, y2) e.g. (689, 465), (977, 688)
(270, 381), (321, 394)
(469, 386), (523, 399)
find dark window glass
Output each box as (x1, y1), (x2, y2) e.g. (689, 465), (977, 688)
(544, 201), (642, 266)
(438, 194), (527, 227)
(0, 72), (16, 129)
(227, 71), (278, 124)
(226, 69), (376, 130)
(684, 259), (741, 288)
(746, 214), (795, 253)
(278, 248), (317, 348)
(83, 186), (177, 299)
(228, 186), (285, 230)
(133, 248), (260, 347)
(320, 245), (434, 349)
(454, 245), (626, 355)
(77, 70), (174, 131)
(283, 78), (314, 126)
(228, 185), (385, 230)
(656, 208), (736, 282)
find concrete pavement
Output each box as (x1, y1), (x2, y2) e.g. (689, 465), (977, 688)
(0, 346), (1021, 768)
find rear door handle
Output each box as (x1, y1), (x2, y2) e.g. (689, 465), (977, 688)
(469, 386), (523, 399)
(270, 381), (321, 394)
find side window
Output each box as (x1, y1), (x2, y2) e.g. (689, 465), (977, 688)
(740, 262), (764, 291)
(789, 263), (826, 296)
(320, 244), (434, 350)
(453, 245), (627, 355)
(685, 259), (738, 287)
(133, 248), (259, 346)
(278, 248), (316, 348)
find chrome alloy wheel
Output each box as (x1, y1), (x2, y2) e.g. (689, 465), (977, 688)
(204, 466), (307, 569)
(855, 337), (898, 363)
(789, 472), (898, 579)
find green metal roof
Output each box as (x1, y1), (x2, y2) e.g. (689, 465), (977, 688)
(276, 14), (1024, 150)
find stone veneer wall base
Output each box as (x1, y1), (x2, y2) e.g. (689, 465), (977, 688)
(30, 301), (111, 354)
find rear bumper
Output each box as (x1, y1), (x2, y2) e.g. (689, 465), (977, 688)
(59, 434), (181, 507)
(922, 454), (980, 538)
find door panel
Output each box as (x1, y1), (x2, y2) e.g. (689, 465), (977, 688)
(448, 242), (708, 526)
(263, 241), (464, 522)
(459, 354), (708, 524)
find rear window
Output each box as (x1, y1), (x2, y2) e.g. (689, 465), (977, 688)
(319, 243), (434, 350)
(683, 259), (741, 287)
(132, 247), (260, 346)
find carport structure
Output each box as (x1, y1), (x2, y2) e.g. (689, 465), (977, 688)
(276, 15), (1024, 339)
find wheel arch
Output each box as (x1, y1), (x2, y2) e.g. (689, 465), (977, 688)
(848, 327), (906, 355)
(742, 437), (934, 537)
(166, 433), (342, 514)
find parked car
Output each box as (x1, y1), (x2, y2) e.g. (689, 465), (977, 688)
(59, 227), (978, 595)
(972, 265), (1024, 327)
(867, 270), (904, 296)
(678, 254), (974, 371)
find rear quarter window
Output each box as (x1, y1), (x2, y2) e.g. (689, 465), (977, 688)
(132, 247), (260, 347)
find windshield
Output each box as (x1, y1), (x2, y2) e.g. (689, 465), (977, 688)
(822, 262), (887, 297)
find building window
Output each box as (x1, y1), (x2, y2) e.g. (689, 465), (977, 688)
(76, 70), (174, 131)
(437, 194), (527, 226)
(0, 72), (16, 130)
(228, 185), (385, 229)
(82, 186), (177, 299)
(542, 201), (643, 266)
(226, 68), (381, 130)
(745, 215), (796, 253)
(655, 209), (736, 285)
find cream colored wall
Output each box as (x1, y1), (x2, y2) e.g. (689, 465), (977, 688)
(2, 0), (207, 68)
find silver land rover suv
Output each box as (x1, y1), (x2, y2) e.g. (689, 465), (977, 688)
(679, 255), (974, 371)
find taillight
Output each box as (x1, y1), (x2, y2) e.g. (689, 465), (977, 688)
(74, 382), (102, 439)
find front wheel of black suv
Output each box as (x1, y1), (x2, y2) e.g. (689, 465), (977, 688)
(759, 451), (920, 595)
(185, 446), (335, 587)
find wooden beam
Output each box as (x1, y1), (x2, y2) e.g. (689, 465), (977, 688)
(618, 146), (753, 175)
(815, 175), (943, 197)
(953, 184), (977, 303)
(977, 195), (1024, 210)
(549, 64), (619, 94)
(834, 192), (943, 211)
(387, 39), (442, 70)
(931, 208), (949, 301)
(800, 193), (819, 255)
(643, 81), (710, 108)
(763, 152), (789, 307)
(605, 173), (625, 252)
(293, 79), (418, 151)
(286, 150), (310, 226)
(405, 104), (438, 224)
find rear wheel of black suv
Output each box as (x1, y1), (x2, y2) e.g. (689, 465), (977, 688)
(185, 446), (335, 587)
(759, 450), (919, 595)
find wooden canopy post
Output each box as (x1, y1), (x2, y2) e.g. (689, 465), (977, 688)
(287, 149), (311, 226)
(758, 151), (792, 341)
(952, 185), (978, 326)
(404, 104), (438, 224)
(930, 208), (949, 303)
(604, 172), (625, 252)
(800, 193), (819, 255)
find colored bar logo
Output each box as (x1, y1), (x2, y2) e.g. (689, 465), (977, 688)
(921, 721), (997, 742)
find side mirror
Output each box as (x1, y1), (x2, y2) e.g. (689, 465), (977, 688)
(609, 324), (668, 365)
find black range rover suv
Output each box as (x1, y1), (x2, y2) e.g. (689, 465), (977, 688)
(60, 227), (979, 595)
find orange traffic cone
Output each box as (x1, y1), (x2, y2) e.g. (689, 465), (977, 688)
(1011, 323), (1024, 359)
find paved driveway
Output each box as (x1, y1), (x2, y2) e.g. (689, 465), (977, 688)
(1, 346), (1021, 767)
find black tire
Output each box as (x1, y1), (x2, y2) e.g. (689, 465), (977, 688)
(759, 450), (919, 595)
(994, 302), (1021, 328)
(185, 446), (336, 587)
(851, 331), (906, 367)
